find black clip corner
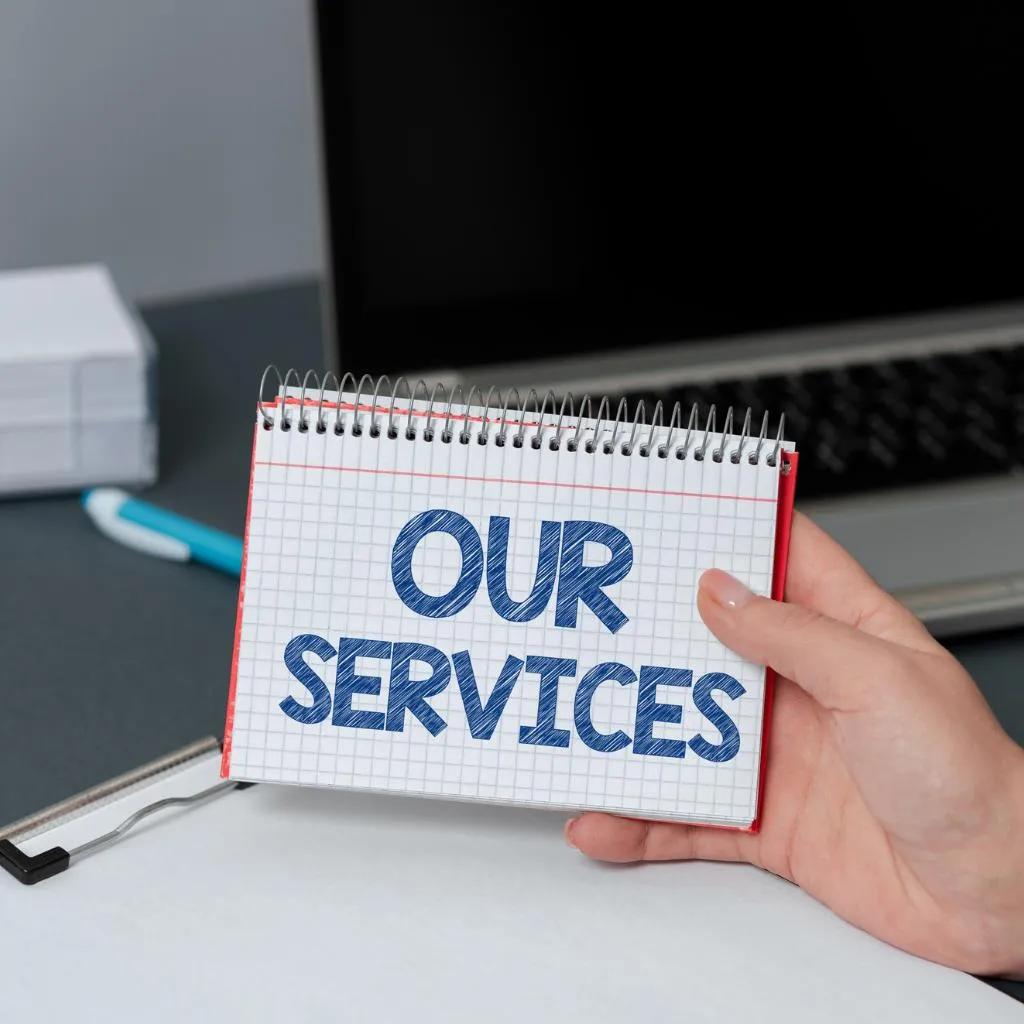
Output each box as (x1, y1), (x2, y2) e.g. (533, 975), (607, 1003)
(0, 839), (70, 885)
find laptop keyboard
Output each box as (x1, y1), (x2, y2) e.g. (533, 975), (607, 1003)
(571, 341), (1024, 500)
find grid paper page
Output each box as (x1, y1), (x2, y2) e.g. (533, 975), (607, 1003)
(223, 391), (783, 826)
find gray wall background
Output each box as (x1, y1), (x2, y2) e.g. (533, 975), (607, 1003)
(0, 0), (323, 303)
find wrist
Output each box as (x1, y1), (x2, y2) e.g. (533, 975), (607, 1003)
(987, 746), (1024, 979)
(950, 743), (1024, 979)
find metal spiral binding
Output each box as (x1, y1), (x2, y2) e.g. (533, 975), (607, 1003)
(257, 365), (789, 469)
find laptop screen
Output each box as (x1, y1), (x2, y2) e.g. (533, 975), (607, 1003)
(314, 3), (1024, 378)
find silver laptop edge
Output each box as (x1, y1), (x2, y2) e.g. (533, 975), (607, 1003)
(402, 300), (1024, 395)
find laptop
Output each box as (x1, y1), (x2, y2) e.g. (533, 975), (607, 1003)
(310, 3), (1024, 639)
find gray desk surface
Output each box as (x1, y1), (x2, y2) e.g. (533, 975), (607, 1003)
(0, 280), (323, 825)
(1, 280), (1022, 1000)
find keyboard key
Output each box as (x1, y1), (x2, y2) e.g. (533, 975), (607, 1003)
(591, 338), (1024, 499)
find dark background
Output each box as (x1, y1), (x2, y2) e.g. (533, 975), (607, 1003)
(316, 3), (1024, 375)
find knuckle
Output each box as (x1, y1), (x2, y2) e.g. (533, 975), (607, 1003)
(766, 600), (823, 635)
(636, 821), (657, 861)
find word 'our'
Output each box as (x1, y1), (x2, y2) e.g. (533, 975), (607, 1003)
(391, 509), (633, 634)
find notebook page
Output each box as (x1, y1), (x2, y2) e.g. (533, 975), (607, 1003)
(224, 391), (785, 826)
(5, 753), (1020, 1023)
(223, 392), (786, 823)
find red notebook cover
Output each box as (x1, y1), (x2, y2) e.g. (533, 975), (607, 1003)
(748, 448), (799, 833)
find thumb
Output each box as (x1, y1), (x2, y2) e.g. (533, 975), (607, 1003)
(697, 569), (894, 712)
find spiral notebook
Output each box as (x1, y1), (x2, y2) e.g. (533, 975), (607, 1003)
(220, 370), (799, 829)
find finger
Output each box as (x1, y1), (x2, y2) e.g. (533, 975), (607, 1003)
(566, 813), (762, 866)
(697, 569), (896, 712)
(783, 512), (935, 650)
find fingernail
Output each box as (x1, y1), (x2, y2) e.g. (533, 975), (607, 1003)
(565, 818), (579, 849)
(700, 569), (754, 610)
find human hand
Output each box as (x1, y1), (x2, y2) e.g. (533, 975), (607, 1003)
(566, 511), (1024, 977)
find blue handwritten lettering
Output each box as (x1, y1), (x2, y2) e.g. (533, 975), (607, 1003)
(486, 516), (561, 623)
(518, 656), (575, 748)
(275, 635), (747, 766)
(574, 662), (635, 753)
(633, 666), (692, 758)
(334, 638), (390, 730)
(689, 672), (745, 762)
(385, 642), (451, 736)
(391, 509), (483, 618)
(554, 521), (633, 634)
(280, 634), (336, 725)
(453, 650), (524, 740)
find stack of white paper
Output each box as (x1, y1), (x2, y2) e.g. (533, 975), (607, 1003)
(0, 264), (158, 497)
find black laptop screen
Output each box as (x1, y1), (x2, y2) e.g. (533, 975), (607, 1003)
(314, 3), (1024, 377)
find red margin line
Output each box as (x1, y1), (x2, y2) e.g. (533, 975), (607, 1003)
(271, 396), (544, 429)
(221, 423), (259, 778)
(252, 460), (777, 504)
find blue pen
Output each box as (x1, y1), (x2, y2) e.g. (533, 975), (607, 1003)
(82, 488), (243, 577)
